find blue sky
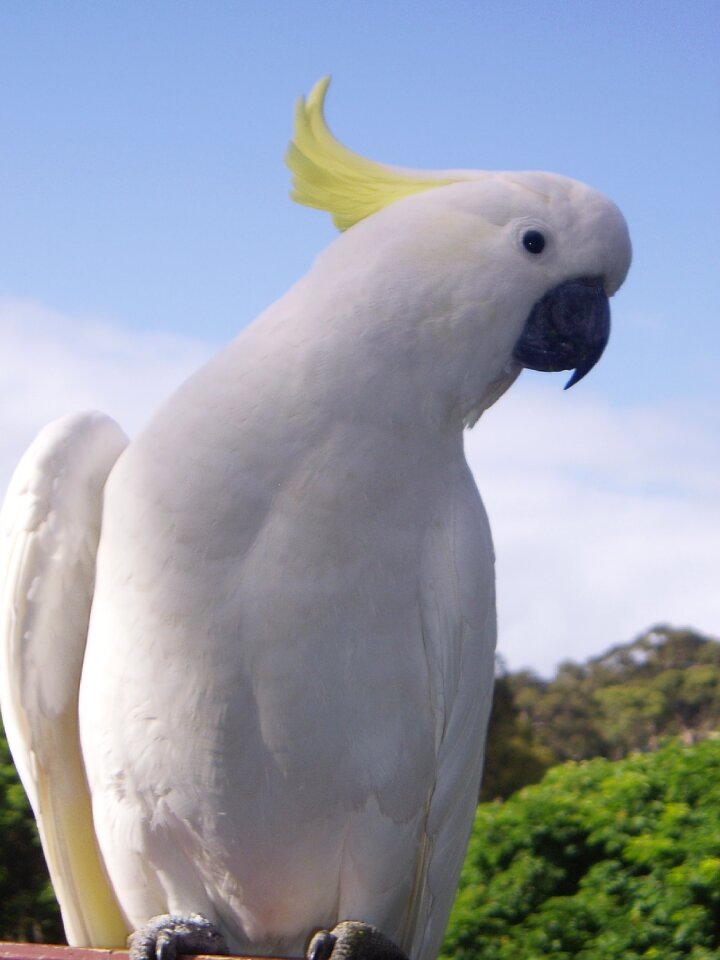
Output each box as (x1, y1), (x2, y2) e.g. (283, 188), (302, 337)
(0, 1), (718, 673)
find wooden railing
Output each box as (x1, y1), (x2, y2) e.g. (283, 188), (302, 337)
(0, 947), (129, 960)
(0, 946), (292, 960)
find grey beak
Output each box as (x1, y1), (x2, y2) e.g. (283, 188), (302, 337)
(512, 277), (610, 389)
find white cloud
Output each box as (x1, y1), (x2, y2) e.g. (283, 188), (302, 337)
(465, 381), (720, 675)
(1, 301), (717, 678)
(0, 298), (215, 493)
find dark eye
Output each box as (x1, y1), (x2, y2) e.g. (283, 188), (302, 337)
(522, 229), (546, 254)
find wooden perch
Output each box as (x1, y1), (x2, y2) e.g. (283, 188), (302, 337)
(0, 945), (298, 960)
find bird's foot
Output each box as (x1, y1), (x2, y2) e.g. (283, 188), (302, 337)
(306, 921), (409, 960)
(128, 913), (229, 960)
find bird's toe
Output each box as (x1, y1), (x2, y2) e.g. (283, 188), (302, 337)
(128, 913), (229, 960)
(306, 922), (409, 960)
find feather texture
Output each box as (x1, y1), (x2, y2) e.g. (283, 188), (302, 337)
(0, 412), (129, 946)
(0, 80), (631, 960)
(286, 77), (459, 231)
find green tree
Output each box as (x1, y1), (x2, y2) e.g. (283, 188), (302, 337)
(504, 627), (720, 767)
(510, 663), (606, 763)
(0, 722), (62, 941)
(481, 669), (554, 801)
(442, 738), (720, 960)
(593, 682), (666, 756)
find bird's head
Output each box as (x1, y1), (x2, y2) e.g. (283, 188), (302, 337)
(286, 79), (631, 424)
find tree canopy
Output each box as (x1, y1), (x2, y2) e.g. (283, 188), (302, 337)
(0, 727), (62, 941)
(481, 626), (720, 800)
(443, 738), (720, 960)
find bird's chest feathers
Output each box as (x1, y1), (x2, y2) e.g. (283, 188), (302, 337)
(104, 420), (475, 810)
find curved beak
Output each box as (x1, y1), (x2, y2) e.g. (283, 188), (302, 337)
(512, 277), (610, 389)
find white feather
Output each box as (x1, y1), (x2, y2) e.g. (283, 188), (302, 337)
(1, 166), (631, 959)
(0, 412), (129, 945)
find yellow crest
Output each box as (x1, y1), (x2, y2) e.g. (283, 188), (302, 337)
(286, 77), (460, 231)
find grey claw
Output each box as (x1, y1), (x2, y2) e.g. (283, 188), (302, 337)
(306, 922), (409, 960)
(306, 929), (337, 960)
(129, 913), (229, 960)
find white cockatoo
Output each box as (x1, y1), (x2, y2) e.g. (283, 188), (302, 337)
(0, 79), (631, 960)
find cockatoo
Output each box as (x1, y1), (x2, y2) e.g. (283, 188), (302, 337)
(0, 78), (631, 960)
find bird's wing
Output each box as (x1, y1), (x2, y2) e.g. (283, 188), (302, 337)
(408, 471), (498, 960)
(0, 412), (130, 947)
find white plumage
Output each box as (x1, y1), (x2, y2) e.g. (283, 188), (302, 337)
(0, 82), (631, 960)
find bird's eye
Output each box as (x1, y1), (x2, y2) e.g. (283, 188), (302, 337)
(522, 230), (546, 254)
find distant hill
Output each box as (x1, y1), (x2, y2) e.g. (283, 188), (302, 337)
(481, 626), (720, 801)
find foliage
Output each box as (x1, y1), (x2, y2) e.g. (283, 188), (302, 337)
(480, 671), (554, 801)
(0, 723), (62, 941)
(443, 738), (720, 960)
(481, 626), (720, 800)
(521, 626), (720, 762)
